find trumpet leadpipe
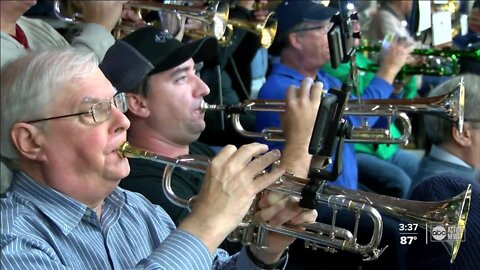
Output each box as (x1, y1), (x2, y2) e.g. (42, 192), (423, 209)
(118, 141), (208, 173)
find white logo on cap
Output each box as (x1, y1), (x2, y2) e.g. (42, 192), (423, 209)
(155, 31), (173, 43)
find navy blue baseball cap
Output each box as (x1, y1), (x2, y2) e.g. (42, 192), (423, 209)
(276, 0), (338, 36)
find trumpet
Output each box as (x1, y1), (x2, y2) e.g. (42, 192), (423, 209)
(220, 11), (278, 49)
(202, 100), (412, 144)
(356, 44), (480, 59)
(53, 0), (230, 40)
(355, 44), (480, 77)
(201, 80), (464, 142)
(117, 141), (472, 262)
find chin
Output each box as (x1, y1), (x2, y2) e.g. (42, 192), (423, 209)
(24, 1), (37, 7)
(109, 157), (131, 180)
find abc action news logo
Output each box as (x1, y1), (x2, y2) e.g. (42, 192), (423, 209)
(431, 225), (464, 242)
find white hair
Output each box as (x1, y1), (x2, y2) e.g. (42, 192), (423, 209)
(424, 73), (480, 145)
(1, 48), (98, 162)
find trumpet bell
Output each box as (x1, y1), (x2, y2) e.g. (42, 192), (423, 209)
(181, 0), (230, 40)
(322, 184), (471, 262)
(355, 76), (465, 133)
(224, 12), (278, 49)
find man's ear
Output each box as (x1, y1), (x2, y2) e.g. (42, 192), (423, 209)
(126, 93), (150, 118)
(287, 32), (303, 50)
(10, 123), (46, 161)
(451, 125), (472, 147)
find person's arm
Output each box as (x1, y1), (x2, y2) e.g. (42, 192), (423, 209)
(373, 38), (414, 91)
(280, 78), (324, 177)
(242, 78), (322, 267)
(71, 1), (132, 61)
(0, 217), (214, 270)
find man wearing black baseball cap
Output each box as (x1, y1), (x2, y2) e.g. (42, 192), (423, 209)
(99, 26), (323, 270)
(257, 1), (412, 269)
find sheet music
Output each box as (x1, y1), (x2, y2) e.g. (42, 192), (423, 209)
(431, 11), (452, 45)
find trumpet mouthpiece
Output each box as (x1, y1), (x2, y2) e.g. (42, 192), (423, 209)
(200, 101), (224, 111)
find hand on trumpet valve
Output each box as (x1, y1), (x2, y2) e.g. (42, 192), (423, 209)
(180, 143), (285, 251)
(184, 17), (207, 33)
(281, 77), (323, 148)
(121, 3), (144, 24)
(378, 36), (414, 84)
(251, 191), (318, 263)
(252, 0), (270, 21)
(235, 0), (269, 21)
(79, 0), (129, 31)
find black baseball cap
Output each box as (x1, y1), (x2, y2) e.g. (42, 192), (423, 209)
(100, 26), (218, 92)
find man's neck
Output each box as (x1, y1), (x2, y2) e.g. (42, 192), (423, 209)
(281, 49), (319, 78)
(1, 12), (23, 36)
(435, 143), (472, 168)
(20, 163), (114, 219)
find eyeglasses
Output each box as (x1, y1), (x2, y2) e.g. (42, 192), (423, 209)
(465, 119), (480, 123)
(26, 92), (128, 124)
(465, 119), (480, 129)
(290, 22), (334, 35)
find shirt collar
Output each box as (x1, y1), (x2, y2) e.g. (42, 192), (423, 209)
(11, 172), (128, 235)
(271, 62), (338, 91)
(429, 145), (472, 169)
(271, 63), (307, 82)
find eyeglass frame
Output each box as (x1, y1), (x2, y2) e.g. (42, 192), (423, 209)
(464, 118), (480, 129)
(289, 22), (334, 35)
(465, 118), (480, 123)
(26, 92), (128, 124)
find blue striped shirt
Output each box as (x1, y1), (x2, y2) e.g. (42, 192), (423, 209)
(0, 172), (266, 269)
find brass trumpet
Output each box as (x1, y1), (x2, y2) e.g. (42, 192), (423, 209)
(201, 79), (464, 143)
(220, 11), (278, 48)
(53, 0), (230, 40)
(117, 141), (472, 262)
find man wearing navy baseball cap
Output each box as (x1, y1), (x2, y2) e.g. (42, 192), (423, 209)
(275, 0), (338, 37)
(269, 0), (337, 56)
(257, 1), (413, 269)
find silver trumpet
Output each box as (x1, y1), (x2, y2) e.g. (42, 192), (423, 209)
(118, 141), (472, 262)
(201, 100), (412, 144)
(201, 79), (464, 143)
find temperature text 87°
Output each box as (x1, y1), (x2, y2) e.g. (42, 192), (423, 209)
(400, 236), (417, 245)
